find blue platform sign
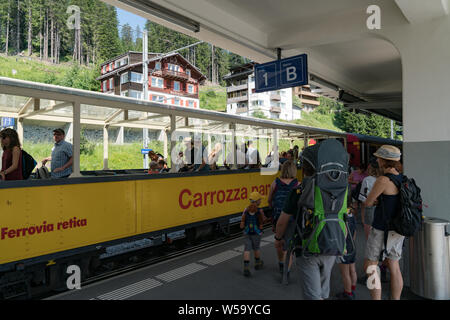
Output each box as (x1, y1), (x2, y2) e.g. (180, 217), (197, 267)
(141, 148), (152, 155)
(1, 117), (15, 128)
(255, 53), (308, 93)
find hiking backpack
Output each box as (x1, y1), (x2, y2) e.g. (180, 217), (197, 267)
(281, 139), (353, 284)
(22, 150), (37, 180)
(385, 173), (423, 237)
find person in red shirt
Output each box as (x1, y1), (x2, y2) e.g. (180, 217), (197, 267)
(0, 128), (23, 181)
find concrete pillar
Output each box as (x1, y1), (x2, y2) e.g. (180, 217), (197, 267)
(385, 18), (450, 222)
(17, 118), (24, 146)
(66, 122), (74, 144)
(116, 126), (124, 145)
(143, 128), (149, 169)
(70, 101), (81, 177)
(169, 115), (176, 170)
(103, 125), (109, 170)
(163, 129), (168, 159)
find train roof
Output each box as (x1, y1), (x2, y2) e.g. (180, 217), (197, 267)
(347, 133), (402, 146)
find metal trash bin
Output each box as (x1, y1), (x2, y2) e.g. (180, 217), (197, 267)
(409, 217), (450, 300)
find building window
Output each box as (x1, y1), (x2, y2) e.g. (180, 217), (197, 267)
(120, 73), (129, 84)
(152, 95), (165, 103)
(115, 60), (120, 69)
(109, 63), (113, 71)
(155, 62), (161, 70)
(187, 84), (194, 94)
(187, 100), (194, 107)
(109, 78), (114, 90)
(151, 77), (164, 88)
(173, 81), (180, 91)
(130, 72), (143, 83)
(174, 98), (180, 105)
(168, 63), (180, 72)
(121, 90), (128, 97)
(125, 90), (142, 99)
(252, 100), (264, 107)
(102, 81), (107, 92)
(280, 102), (286, 108)
(186, 69), (191, 77)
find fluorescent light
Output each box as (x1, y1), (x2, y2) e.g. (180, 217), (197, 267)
(118, 0), (200, 33)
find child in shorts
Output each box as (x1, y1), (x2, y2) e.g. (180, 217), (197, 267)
(240, 192), (265, 277)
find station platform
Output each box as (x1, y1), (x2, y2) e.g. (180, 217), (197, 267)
(48, 220), (424, 301)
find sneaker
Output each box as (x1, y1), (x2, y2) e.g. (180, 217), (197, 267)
(335, 292), (355, 300)
(244, 268), (251, 277)
(254, 260), (264, 270)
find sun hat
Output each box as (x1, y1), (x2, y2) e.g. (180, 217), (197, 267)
(373, 145), (401, 161)
(249, 191), (262, 202)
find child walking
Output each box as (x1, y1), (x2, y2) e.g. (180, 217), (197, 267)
(240, 192), (265, 277)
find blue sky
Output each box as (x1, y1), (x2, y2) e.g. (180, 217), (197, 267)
(116, 8), (147, 38)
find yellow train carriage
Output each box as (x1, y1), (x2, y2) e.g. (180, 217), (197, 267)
(0, 169), (301, 268)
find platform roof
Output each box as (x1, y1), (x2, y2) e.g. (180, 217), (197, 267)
(103, 0), (449, 124)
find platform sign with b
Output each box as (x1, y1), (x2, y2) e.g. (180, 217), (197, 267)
(255, 54), (308, 93)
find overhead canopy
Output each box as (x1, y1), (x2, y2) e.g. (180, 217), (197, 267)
(103, 0), (449, 124)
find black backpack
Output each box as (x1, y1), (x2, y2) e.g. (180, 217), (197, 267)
(386, 173), (423, 237)
(22, 150), (37, 180)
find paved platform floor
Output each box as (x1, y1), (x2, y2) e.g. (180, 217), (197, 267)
(49, 219), (424, 300)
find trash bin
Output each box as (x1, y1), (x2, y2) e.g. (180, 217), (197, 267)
(409, 217), (450, 300)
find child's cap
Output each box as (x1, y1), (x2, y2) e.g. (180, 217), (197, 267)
(249, 192), (262, 202)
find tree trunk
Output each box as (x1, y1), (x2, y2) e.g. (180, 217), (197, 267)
(39, 6), (42, 59)
(44, 8), (48, 60)
(50, 9), (54, 63)
(5, 0), (10, 55)
(16, 0), (20, 55)
(27, 1), (32, 56)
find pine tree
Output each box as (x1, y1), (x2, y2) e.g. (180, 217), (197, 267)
(120, 23), (134, 52)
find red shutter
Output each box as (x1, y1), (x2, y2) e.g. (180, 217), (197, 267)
(180, 100), (184, 106)
(172, 98), (175, 104)
(194, 101), (197, 108)
(149, 94), (153, 101)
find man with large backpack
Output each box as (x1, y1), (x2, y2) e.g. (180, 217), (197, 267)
(275, 139), (351, 300)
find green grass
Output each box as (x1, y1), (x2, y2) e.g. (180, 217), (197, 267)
(23, 142), (166, 171)
(292, 111), (342, 132)
(199, 85), (227, 112)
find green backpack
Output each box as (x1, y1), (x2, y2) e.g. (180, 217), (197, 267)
(284, 139), (352, 260)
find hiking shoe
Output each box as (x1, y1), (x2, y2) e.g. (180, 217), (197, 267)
(254, 260), (264, 270)
(243, 268), (251, 277)
(335, 292), (355, 300)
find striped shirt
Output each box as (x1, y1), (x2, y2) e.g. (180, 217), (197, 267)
(51, 140), (73, 178)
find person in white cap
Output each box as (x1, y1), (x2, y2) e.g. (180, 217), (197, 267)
(363, 145), (404, 300)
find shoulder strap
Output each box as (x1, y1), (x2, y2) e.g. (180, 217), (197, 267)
(384, 173), (401, 189)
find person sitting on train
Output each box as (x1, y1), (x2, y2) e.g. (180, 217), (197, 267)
(158, 159), (169, 173)
(0, 128), (24, 181)
(279, 151), (288, 164)
(245, 140), (261, 169)
(192, 138), (210, 172)
(293, 145), (299, 162)
(148, 150), (164, 163)
(148, 161), (160, 174)
(208, 143), (222, 171)
(41, 128), (73, 179)
(224, 144), (246, 170)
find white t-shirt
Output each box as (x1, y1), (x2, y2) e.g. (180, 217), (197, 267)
(358, 175), (377, 202)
